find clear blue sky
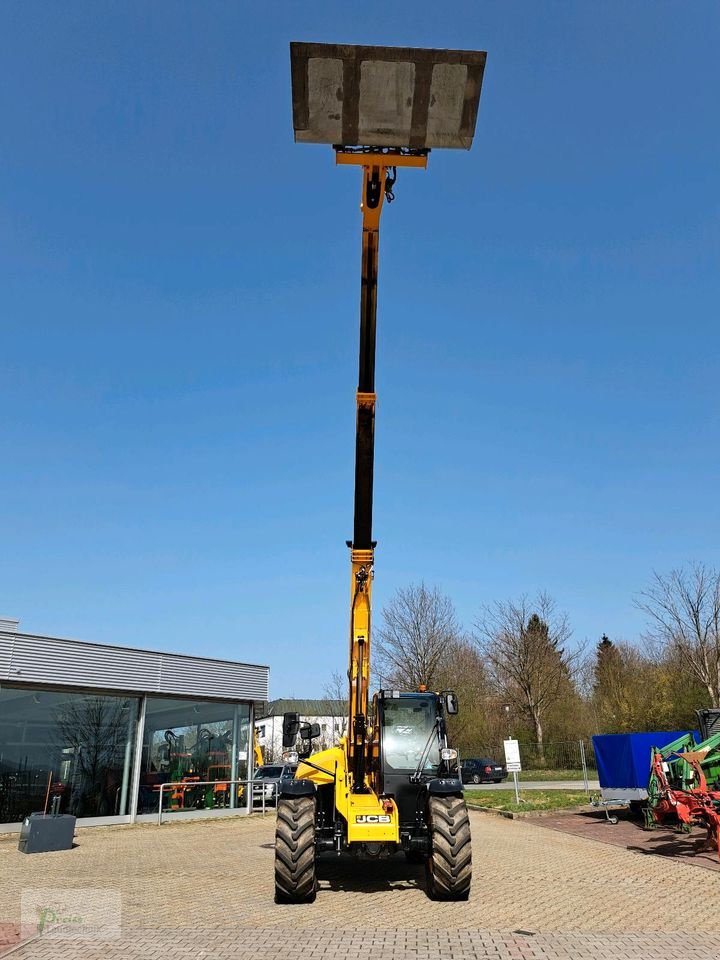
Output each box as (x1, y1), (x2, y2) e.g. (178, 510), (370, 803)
(2, 2), (718, 697)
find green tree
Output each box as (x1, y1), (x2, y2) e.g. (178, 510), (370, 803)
(589, 637), (708, 734)
(592, 635), (627, 730)
(436, 638), (496, 755)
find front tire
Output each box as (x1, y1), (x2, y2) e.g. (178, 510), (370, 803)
(471, 774), (481, 784)
(274, 796), (317, 903)
(426, 795), (472, 901)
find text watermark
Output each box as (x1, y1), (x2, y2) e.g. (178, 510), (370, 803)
(21, 888), (121, 939)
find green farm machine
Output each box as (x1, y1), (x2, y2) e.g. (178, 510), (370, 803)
(645, 709), (720, 853)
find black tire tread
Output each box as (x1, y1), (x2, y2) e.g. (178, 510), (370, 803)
(274, 796), (316, 903)
(426, 795), (472, 901)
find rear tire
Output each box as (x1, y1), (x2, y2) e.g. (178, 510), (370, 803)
(426, 795), (472, 901)
(274, 796), (317, 903)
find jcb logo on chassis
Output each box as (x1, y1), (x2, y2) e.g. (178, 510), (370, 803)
(355, 815), (391, 824)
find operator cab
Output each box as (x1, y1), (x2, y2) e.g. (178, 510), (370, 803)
(376, 691), (460, 828)
(381, 694), (441, 772)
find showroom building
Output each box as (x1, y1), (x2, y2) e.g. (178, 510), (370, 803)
(0, 618), (269, 831)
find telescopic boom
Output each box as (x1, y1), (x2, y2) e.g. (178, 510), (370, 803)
(339, 148), (427, 792)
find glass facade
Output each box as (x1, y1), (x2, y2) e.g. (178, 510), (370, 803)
(0, 684), (139, 822)
(138, 696), (251, 815)
(0, 684), (253, 825)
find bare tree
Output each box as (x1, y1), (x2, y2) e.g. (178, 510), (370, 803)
(375, 583), (462, 690)
(54, 696), (130, 816)
(321, 669), (349, 741)
(636, 563), (720, 707)
(475, 593), (578, 761)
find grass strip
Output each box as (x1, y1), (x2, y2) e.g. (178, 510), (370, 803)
(517, 769), (592, 782)
(465, 789), (590, 814)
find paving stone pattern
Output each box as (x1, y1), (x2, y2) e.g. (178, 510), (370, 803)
(0, 810), (718, 959)
(6, 929), (720, 960)
(536, 808), (720, 871)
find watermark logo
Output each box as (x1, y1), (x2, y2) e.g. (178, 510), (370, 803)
(21, 888), (121, 939)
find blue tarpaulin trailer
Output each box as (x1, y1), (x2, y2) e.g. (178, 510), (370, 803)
(592, 731), (691, 802)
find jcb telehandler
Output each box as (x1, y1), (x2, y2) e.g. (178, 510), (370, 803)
(274, 42), (486, 903)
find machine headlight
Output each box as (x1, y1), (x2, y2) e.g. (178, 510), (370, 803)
(282, 750), (299, 764)
(441, 748), (457, 761)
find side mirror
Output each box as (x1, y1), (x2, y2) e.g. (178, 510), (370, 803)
(444, 692), (459, 715)
(282, 712), (301, 748)
(300, 722), (321, 740)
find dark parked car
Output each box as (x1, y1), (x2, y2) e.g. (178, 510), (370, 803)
(251, 763), (297, 805)
(461, 758), (507, 784)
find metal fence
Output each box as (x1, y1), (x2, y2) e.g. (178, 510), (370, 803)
(462, 739), (596, 771)
(156, 779), (278, 825)
(515, 739), (597, 772)
(460, 737), (597, 790)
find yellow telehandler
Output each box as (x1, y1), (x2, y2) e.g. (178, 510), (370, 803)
(274, 42), (486, 903)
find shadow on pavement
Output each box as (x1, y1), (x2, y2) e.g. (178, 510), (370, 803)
(316, 852), (426, 894)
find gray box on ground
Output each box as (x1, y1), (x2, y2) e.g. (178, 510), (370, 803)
(17, 813), (76, 854)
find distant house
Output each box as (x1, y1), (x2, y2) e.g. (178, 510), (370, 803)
(255, 698), (347, 762)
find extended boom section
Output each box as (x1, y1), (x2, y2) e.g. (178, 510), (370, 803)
(344, 151), (427, 795)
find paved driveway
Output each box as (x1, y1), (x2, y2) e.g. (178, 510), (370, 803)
(1, 810), (718, 959)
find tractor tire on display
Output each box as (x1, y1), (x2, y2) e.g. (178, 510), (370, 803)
(274, 796), (317, 903)
(426, 795), (472, 901)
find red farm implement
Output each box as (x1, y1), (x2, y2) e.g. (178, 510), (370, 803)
(645, 746), (720, 855)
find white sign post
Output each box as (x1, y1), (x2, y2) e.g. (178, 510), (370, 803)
(503, 738), (522, 804)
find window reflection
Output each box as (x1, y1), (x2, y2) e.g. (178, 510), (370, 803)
(0, 685), (138, 821)
(381, 697), (440, 771)
(0, 685), (252, 823)
(138, 697), (251, 814)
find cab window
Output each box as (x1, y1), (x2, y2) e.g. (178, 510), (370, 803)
(381, 697), (439, 771)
